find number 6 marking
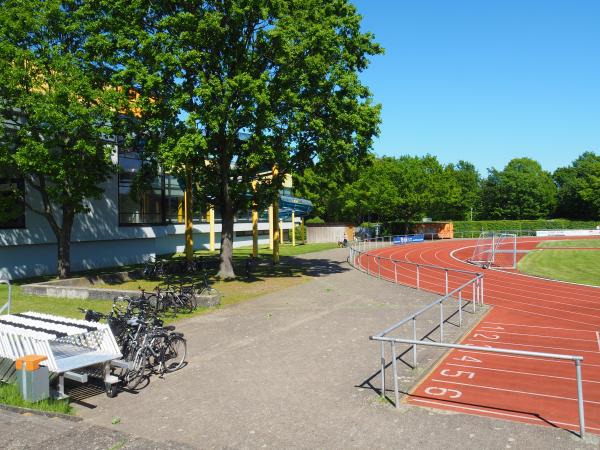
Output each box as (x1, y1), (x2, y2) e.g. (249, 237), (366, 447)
(424, 386), (462, 398)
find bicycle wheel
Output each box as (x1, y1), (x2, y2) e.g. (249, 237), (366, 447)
(161, 335), (187, 372)
(200, 287), (219, 297)
(180, 293), (195, 313)
(125, 348), (150, 389)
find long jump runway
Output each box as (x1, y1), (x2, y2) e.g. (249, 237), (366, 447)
(361, 238), (600, 434)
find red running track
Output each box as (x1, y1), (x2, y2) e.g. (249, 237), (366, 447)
(360, 238), (600, 435)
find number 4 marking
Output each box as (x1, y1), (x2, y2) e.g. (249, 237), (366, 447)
(453, 355), (482, 363)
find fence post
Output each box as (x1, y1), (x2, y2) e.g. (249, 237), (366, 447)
(380, 341), (386, 400)
(391, 342), (400, 408)
(440, 302), (444, 342)
(412, 318), (417, 367)
(445, 269), (449, 295)
(458, 291), (462, 326)
(416, 265), (420, 289)
(575, 359), (586, 438)
(481, 277), (485, 305)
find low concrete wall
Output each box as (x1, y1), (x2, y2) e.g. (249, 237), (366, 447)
(21, 271), (142, 300)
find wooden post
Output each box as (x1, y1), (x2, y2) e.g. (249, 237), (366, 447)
(301, 217), (306, 244)
(251, 180), (258, 257)
(252, 208), (259, 257)
(209, 207), (215, 252)
(268, 205), (274, 250)
(291, 211), (296, 247)
(184, 167), (194, 261)
(273, 202), (280, 264)
(279, 219), (284, 244)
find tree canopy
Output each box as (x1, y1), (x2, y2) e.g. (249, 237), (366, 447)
(298, 152), (600, 226)
(0, 0), (117, 278)
(90, 0), (382, 278)
(481, 158), (557, 220)
(554, 152), (600, 220)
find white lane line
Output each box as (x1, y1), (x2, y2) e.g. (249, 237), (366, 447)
(597, 331), (600, 352)
(430, 379), (600, 405)
(456, 349), (600, 368)
(485, 296), (600, 320)
(466, 339), (597, 354)
(409, 398), (600, 432)
(487, 304), (600, 329)
(474, 329), (596, 343)
(444, 363), (600, 384)
(483, 321), (598, 333)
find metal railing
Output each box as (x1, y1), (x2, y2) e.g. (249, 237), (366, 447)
(453, 229), (537, 239)
(349, 235), (587, 438)
(348, 236), (484, 298)
(370, 336), (586, 438)
(0, 279), (11, 315)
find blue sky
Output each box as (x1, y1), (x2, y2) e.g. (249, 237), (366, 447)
(352, 0), (600, 175)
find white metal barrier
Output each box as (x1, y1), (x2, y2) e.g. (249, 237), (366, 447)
(0, 311), (121, 373)
(0, 280), (11, 315)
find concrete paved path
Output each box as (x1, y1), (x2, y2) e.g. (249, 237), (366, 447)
(2, 248), (598, 449)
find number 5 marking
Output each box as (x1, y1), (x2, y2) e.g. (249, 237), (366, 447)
(440, 369), (475, 379)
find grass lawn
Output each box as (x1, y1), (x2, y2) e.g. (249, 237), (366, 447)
(518, 248), (600, 286)
(0, 382), (73, 415)
(0, 242), (339, 321)
(537, 239), (600, 248)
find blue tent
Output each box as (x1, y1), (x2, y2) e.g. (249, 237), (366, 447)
(278, 194), (313, 219)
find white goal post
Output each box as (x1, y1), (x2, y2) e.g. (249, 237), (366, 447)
(469, 232), (517, 269)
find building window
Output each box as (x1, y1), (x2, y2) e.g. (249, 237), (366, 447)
(164, 175), (184, 224)
(0, 177), (25, 229)
(118, 150), (163, 225)
(235, 229), (269, 237)
(235, 210), (252, 222)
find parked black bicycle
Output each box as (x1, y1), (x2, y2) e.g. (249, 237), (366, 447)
(79, 295), (187, 392)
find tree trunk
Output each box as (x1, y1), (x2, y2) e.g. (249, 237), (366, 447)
(57, 208), (74, 279)
(218, 181), (236, 279)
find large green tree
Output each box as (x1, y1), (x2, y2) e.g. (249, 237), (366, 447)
(92, 0), (382, 278)
(433, 160), (481, 220)
(554, 152), (600, 220)
(0, 0), (116, 278)
(481, 157), (557, 220)
(342, 155), (447, 231)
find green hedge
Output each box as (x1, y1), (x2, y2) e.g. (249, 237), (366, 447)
(453, 219), (599, 233)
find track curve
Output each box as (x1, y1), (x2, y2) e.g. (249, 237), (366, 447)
(363, 238), (600, 434)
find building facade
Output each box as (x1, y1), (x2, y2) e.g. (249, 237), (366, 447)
(0, 151), (310, 280)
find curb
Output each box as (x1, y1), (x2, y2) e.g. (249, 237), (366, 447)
(0, 402), (82, 421)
